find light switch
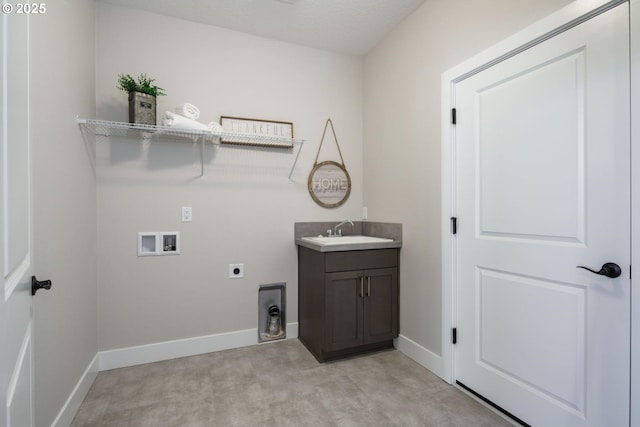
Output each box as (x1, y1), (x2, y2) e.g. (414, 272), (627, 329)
(182, 206), (193, 222)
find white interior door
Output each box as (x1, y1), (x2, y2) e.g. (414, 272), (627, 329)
(454, 4), (630, 427)
(1, 10), (34, 427)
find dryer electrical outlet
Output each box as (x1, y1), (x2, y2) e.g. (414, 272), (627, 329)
(229, 264), (244, 279)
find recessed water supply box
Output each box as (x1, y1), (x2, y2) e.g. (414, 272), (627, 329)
(138, 232), (158, 256)
(161, 232), (180, 254)
(258, 283), (286, 343)
(137, 232), (180, 256)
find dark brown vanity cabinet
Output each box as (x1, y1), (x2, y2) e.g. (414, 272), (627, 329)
(298, 246), (399, 362)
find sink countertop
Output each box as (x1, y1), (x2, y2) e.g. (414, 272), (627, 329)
(295, 222), (402, 252)
(295, 236), (402, 252)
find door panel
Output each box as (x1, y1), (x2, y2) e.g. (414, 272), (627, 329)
(7, 329), (31, 425)
(5, 9), (29, 278)
(455, 4), (629, 427)
(364, 268), (398, 343)
(477, 50), (585, 244)
(477, 268), (586, 412)
(325, 271), (363, 351)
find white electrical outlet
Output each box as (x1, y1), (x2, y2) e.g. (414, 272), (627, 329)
(181, 206), (193, 222)
(229, 263), (244, 279)
(362, 206), (368, 220)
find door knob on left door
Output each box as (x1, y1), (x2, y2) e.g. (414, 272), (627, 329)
(31, 276), (52, 295)
(576, 262), (622, 278)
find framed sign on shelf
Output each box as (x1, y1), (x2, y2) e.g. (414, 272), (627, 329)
(220, 116), (294, 148)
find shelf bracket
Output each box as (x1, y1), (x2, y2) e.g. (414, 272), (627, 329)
(288, 142), (303, 181)
(200, 133), (205, 178)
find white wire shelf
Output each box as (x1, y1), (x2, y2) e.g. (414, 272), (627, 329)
(77, 118), (305, 179)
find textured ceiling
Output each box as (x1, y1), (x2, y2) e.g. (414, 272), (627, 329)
(98, 0), (426, 56)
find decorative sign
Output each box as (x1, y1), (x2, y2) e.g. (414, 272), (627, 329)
(220, 116), (293, 148)
(308, 161), (351, 208)
(308, 119), (351, 208)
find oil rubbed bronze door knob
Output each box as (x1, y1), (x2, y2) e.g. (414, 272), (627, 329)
(31, 276), (52, 295)
(576, 263), (622, 279)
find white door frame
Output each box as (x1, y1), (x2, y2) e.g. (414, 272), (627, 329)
(1, 9), (7, 423)
(629, 0), (639, 425)
(441, 0), (637, 425)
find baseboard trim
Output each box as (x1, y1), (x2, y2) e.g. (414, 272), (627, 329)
(99, 323), (299, 371)
(394, 334), (445, 381)
(50, 353), (99, 427)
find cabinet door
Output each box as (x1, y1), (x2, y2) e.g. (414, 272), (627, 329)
(325, 270), (364, 351)
(364, 268), (398, 344)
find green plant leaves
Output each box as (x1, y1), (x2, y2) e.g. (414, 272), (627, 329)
(117, 73), (166, 97)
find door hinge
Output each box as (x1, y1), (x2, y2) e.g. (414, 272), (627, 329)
(451, 108), (457, 125)
(450, 217), (457, 235)
(452, 327), (457, 344)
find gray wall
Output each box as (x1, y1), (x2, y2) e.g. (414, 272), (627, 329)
(94, 3), (364, 351)
(30, 1), (97, 425)
(363, 0), (573, 360)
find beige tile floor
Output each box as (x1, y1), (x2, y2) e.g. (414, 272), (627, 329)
(71, 339), (514, 427)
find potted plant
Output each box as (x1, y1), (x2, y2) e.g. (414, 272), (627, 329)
(117, 73), (166, 125)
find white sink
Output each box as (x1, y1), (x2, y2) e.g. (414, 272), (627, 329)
(301, 235), (393, 246)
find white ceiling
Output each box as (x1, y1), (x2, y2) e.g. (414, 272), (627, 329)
(98, 0), (426, 56)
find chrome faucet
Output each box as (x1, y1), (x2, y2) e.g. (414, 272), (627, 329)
(332, 219), (354, 237)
